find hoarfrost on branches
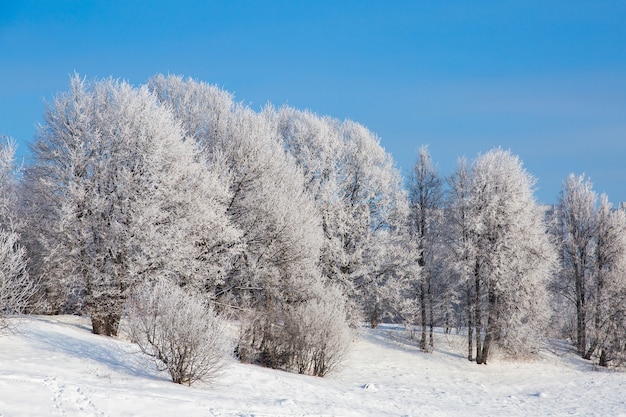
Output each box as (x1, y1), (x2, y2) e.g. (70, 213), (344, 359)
(25, 75), (238, 335)
(126, 279), (231, 385)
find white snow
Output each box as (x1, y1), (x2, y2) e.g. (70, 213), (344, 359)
(1, 316), (625, 416)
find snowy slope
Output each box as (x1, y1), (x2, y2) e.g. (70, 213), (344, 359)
(0, 316), (625, 417)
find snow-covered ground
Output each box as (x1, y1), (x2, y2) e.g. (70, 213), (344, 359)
(0, 316), (624, 417)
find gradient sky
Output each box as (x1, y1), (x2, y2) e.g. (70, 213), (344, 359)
(1, 1), (625, 203)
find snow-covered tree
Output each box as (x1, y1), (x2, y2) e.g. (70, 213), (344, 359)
(447, 149), (556, 364)
(147, 76), (350, 373)
(0, 137), (37, 326)
(148, 75), (322, 303)
(0, 228), (34, 327)
(445, 158), (475, 360)
(25, 75), (238, 335)
(271, 106), (410, 325)
(407, 145), (443, 351)
(555, 174), (597, 356)
(589, 195), (626, 366)
(554, 177), (626, 366)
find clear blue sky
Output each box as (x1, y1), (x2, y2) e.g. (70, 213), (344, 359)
(1, 1), (625, 203)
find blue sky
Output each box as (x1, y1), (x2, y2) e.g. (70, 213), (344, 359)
(1, 1), (625, 203)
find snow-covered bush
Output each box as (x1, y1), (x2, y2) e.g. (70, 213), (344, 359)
(238, 282), (353, 377)
(283, 285), (353, 376)
(126, 280), (231, 385)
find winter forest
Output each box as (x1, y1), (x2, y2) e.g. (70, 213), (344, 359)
(1, 74), (626, 386)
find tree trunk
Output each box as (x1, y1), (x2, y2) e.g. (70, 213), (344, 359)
(466, 278), (474, 362)
(91, 312), (121, 337)
(587, 269), (604, 362)
(428, 276), (434, 349)
(599, 349), (608, 367)
(480, 289), (498, 365)
(575, 269), (587, 355)
(474, 260), (483, 364)
(370, 301), (379, 329)
(420, 280), (427, 351)
(584, 341), (597, 360)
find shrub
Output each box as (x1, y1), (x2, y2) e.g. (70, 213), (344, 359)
(283, 286), (353, 376)
(126, 280), (231, 385)
(237, 283), (353, 377)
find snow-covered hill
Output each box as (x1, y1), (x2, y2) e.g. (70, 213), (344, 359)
(0, 316), (624, 416)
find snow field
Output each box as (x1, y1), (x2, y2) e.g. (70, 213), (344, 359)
(0, 316), (625, 417)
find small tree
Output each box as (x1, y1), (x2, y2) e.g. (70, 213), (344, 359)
(126, 279), (231, 385)
(0, 137), (36, 328)
(0, 228), (36, 329)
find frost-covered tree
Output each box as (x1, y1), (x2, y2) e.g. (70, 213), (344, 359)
(25, 75), (238, 335)
(589, 195), (626, 366)
(555, 176), (626, 366)
(556, 174), (597, 356)
(0, 137), (23, 231)
(448, 149), (556, 364)
(407, 145), (443, 351)
(148, 75), (323, 306)
(271, 107), (410, 325)
(0, 228), (34, 327)
(445, 158), (475, 360)
(147, 76), (349, 373)
(0, 137), (36, 326)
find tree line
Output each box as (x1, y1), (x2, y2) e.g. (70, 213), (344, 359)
(0, 74), (624, 384)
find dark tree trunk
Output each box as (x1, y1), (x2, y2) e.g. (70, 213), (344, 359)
(583, 341), (597, 361)
(575, 269), (587, 356)
(420, 280), (427, 351)
(428, 277), (434, 349)
(599, 349), (608, 367)
(474, 260), (484, 364)
(480, 289), (498, 365)
(466, 278), (474, 362)
(370, 301), (379, 329)
(91, 312), (121, 337)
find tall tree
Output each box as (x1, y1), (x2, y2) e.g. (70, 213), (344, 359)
(557, 174), (597, 356)
(25, 75), (238, 335)
(554, 176), (626, 365)
(147, 76), (346, 372)
(445, 157), (474, 361)
(448, 149), (556, 364)
(147, 75), (323, 307)
(407, 145), (443, 351)
(271, 106), (410, 325)
(589, 195), (626, 365)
